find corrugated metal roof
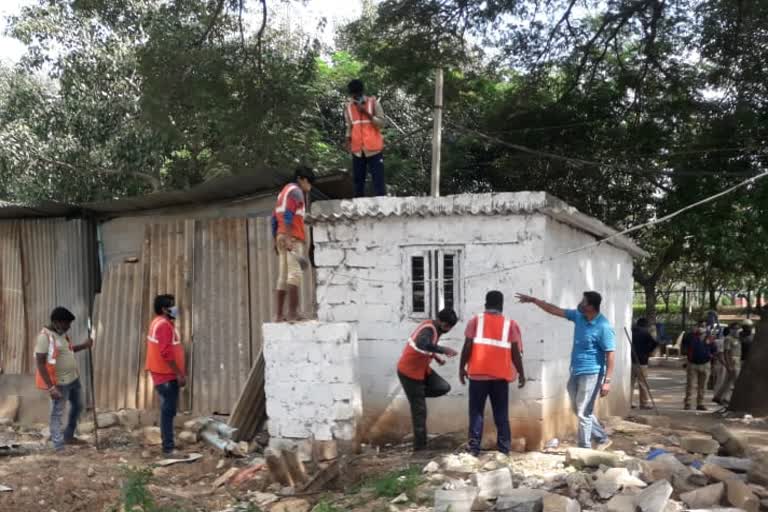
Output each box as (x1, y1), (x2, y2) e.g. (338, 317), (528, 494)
(92, 262), (145, 411)
(0, 221), (27, 374)
(310, 192), (646, 258)
(0, 172), (353, 219)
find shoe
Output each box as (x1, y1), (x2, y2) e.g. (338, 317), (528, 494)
(160, 449), (184, 459)
(631, 404), (637, 409)
(697, 405), (707, 411)
(640, 405), (654, 410)
(64, 437), (88, 446)
(594, 439), (613, 451)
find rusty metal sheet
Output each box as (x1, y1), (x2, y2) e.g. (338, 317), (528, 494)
(0, 221), (27, 374)
(137, 221), (194, 411)
(91, 261), (145, 410)
(228, 351), (265, 441)
(54, 219), (99, 406)
(192, 218), (251, 414)
(19, 219), (58, 374)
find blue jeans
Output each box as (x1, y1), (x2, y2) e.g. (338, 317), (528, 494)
(468, 379), (510, 455)
(567, 373), (608, 448)
(50, 378), (83, 450)
(155, 381), (180, 453)
(353, 152), (386, 197)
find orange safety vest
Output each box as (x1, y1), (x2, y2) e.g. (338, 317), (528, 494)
(348, 97), (384, 155)
(397, 321), (439, 380)
(145, 316), (186, 375)
(467, 313), (516, 382)
(274, 183), (306, 241)
(35, 328), (73, 390)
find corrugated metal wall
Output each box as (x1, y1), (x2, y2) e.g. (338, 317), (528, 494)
(192, 218), (251, 414)
(92, 262), (146, 410)
(0, 222), (27, 374)
(137, 221), (194, 411)
(0, 219), (98, 402)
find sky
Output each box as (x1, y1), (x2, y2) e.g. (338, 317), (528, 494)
(0, 0), (364, 65)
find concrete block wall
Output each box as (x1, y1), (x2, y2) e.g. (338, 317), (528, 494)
(311, 201), (635, 449)
(262, 322), (362, 449)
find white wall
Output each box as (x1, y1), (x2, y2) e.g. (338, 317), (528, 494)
(313, 209), (634, 448)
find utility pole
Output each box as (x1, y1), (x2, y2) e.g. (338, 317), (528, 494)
(430, 68), (444, 197)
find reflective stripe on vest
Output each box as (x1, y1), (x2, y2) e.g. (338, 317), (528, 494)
(348, 97), (384, 154)
(467, 313), (515, 381)
(472, 315), (512, 350)
(274, 183), (306, 216)
(347, 97), (376, 125)
(35, 328), (73, 389)
(147, 317), (181, 345)
(397, 320), (438, 380)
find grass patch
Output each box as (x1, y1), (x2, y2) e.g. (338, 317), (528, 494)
(370, 466), (423, 498)
(109, 466), (189, 512)
(312, 500), (342, 512)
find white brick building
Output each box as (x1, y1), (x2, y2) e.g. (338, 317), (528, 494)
(304, 192), (645, 449)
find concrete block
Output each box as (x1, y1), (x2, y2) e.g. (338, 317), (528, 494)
(543, 493), (581, 512)
(635, 480), (673, 512)
(281, 422), (311, 439)
(117, 409), (141, 430)
(315, 322), (352, 343)
(314, 248), (345, 267)
(702, 463), (741, 482)
(434, 486), (479, 512)
(97, 412), (119, 429)
(705, 456), (752, 473)
(471, 468), (513, 500)
(495, 488), (549, 512)
(566, 447), (621, 468)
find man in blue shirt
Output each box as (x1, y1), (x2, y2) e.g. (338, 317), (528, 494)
(680, 320), (717, 410)
(516, 291), (616, 449)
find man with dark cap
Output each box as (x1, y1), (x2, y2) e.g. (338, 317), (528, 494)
(34, 307), (93, 451)
(459, 291), (526, 455)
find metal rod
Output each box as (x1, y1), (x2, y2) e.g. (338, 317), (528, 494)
(87, 316), (99, 450)
(623, 326), (660, 416)
(430, 68), (443, 198)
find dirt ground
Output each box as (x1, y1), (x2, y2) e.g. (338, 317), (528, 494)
(0, 364), (766, 512)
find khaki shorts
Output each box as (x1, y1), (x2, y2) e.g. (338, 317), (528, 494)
(275, 235), (304, 290)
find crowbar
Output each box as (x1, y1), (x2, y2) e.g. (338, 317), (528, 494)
(87, 317), (99, 450)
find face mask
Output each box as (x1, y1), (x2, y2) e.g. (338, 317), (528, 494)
(167, 306), (179, 319)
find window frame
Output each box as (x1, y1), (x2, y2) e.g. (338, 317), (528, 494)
(403, 245), (463, 320)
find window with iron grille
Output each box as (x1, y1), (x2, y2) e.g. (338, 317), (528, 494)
(406, 247), (462, 319)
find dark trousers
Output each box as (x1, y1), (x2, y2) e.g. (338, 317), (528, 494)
(353, 152), (386, 197)
(155, 380), (180, 453)
(398, 370), (450, 449)
(468, 379), (510, 455)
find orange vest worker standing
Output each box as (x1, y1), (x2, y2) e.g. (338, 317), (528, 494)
(396, 308), (458, 451)
(146, 294), (186, 455)
(345, 79), (386, 197)
(459, 291), (526, 456)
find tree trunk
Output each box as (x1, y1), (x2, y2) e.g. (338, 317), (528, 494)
(643, 281), (658, 326)
(729, 314), (768, 415)
(708, 286), (718, 311)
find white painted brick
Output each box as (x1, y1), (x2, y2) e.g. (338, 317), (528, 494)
(318, 284), (356, 305)
(332, 401), (356, 420)
(314, 247), (345, 267)
(332, 421), (356, 441)
(315, 322), (352, 343)
(329, 383), (356, 401)
(311, 423), (334, 441)
(281, 422), (312, 439)
(312, 225), (331, 243)
(357, 303), (399, 324)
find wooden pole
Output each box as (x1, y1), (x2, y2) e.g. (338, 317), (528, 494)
(87, 317), (99, 450)
(430, 68), (444, 197)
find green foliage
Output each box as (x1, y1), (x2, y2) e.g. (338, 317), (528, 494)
(369, 466), (423, 498)
(110, 466), (188, 512)
(311, 500), (342, 512)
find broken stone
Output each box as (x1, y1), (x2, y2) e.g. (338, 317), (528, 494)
(116, 409), (141, 430)
(595, 467), (648, 499)
(543, 493), (580, 512)
(390, 493), (408, 504)
(483, 460), (500, 471)
(423, 461), (440, 474)
(748, 454), (768, 487)
(433, 486), (480, 512)
(86, 467), (96, 478)
(663, 500), (683, 512)
(703, 463), (741, 483)
(496, 489), (550, 512)
(577, 489), (595, 508)
(762, 498), (768, 510)
(565, 472), (592, 495)
(726, 479), (760, 512)
(705, 455), (753, 473)
(681, 436), (720, 455)
(269, 498), (310, 512)
(443, 453), (480, 474)
(0, 396), (20, 424)
(183, 417), (209, 434)
(471, 468), (513, 500)
(635, 479), (673, 512)
(680, 482), (726, 509)
(249, 492), (278, 508)
(644, 454), (692, 482)
(96, 413), (118, 429)
(178, 431), (198, 444)
(565, 447), (621, 469)
(78, 422), (95, 434)
(710, 424), (749, 458)
(142, 427), (162, 446)
(606, 493), (639, 512)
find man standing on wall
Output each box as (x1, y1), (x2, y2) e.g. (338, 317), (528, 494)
(146, 294), (186, 455)
(459, 291), (526, 456)
(35, 307), (93, 451)
(630, 318), (657, 409)
(396, 308), (458, 451)
(272, 166), (316, 322)
(345, 79), (386, 197)
(516, 291), (615, 450)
